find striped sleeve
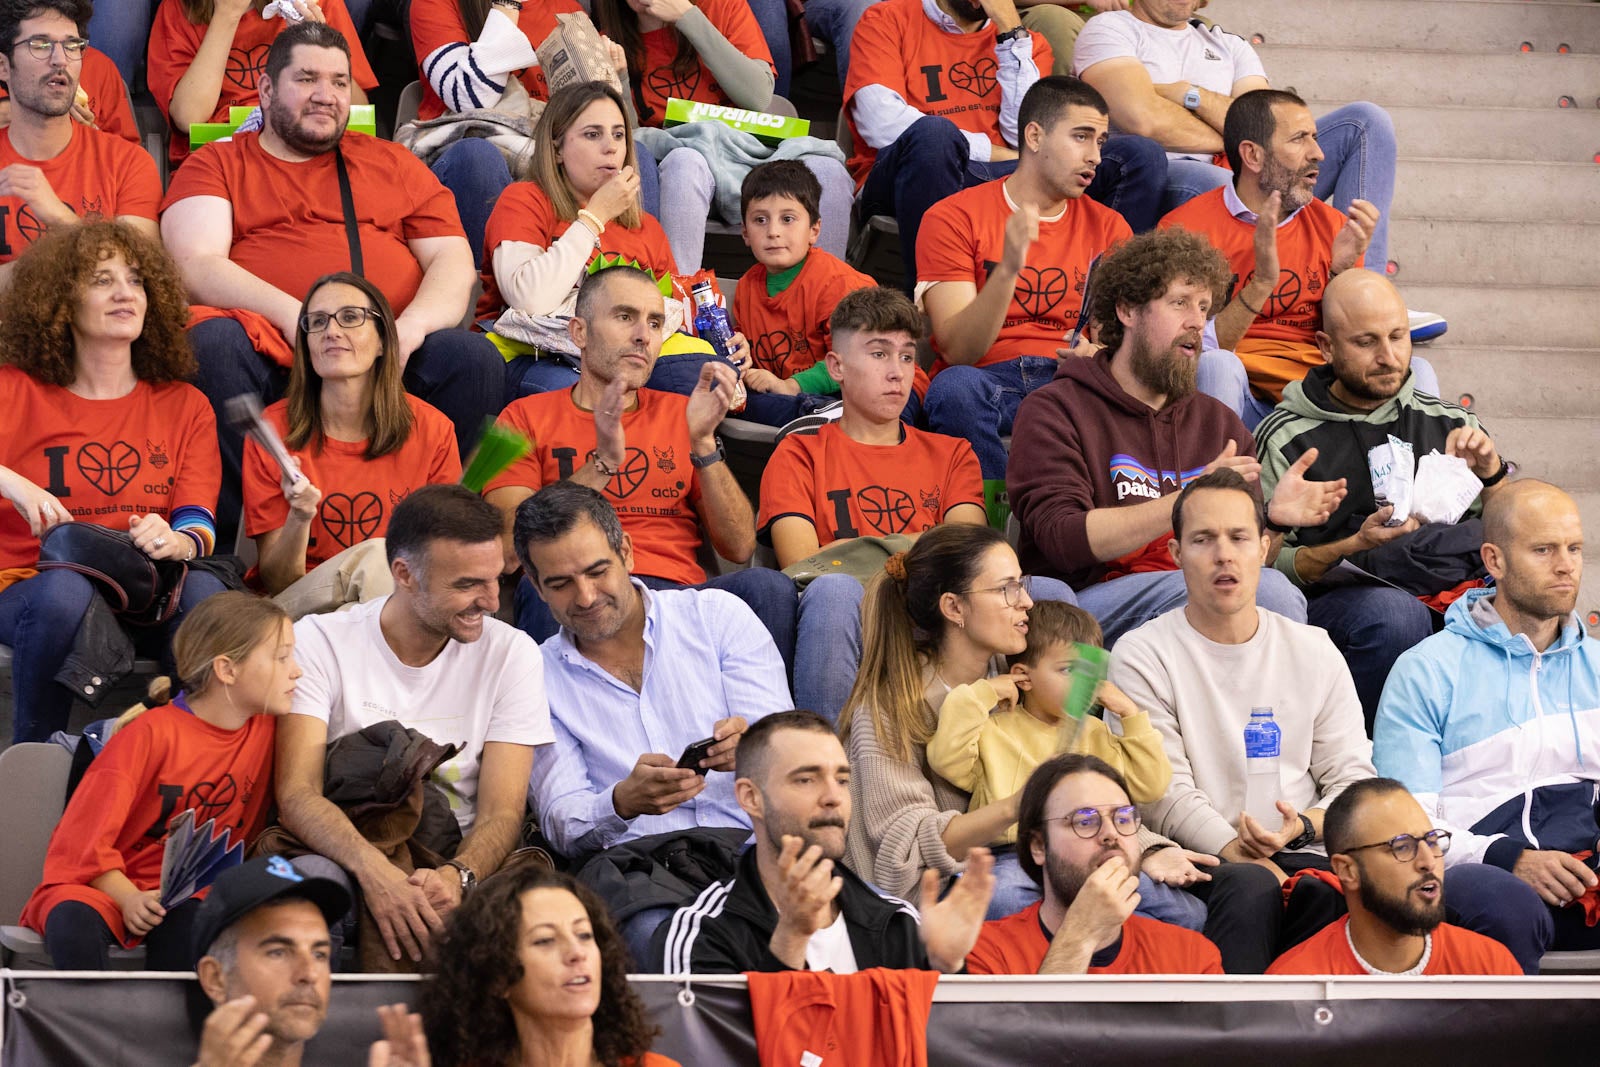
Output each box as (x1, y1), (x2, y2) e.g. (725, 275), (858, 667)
(421, 8), (539, 114)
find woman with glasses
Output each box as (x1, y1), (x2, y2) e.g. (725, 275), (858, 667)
(242, 272), (460, 616)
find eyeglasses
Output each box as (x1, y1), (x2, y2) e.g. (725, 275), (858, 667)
(961, 576), (1033, 608)
(15, 36), (88, 60)
(1044, 804), (1142, 839)
(300, 306), (380, 333)
(1342, 829), (1452, 862)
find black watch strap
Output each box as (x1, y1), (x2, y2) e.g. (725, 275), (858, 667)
(690, 440), (725, 469)
(1287, 813), (1316, 851)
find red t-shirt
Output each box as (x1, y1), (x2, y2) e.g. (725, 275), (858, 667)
(759, 422), (981, 542)
(747, 969), (938, 1067)
(1160, 188), (1357, 401)
(636, 0), (773, 126)
(843, 0), (1053, 185)
(0, 46), (138, 144)
(19, 702), (277, 946)
(162, 131), (464, 316)
(485, 388), (708, 584)
(0, 122), (160, 264)
(0, 366), (221, 571)
(1266, 917), (1523, 976)
(478, 180), (677, 320)
(242, 395), (461, 573)
(733, 252), (875, 378)
(966, 904), (1224, 975)
(918, 179), (1131, 368)
(410, 0), (583, 121)
(147, 0), (378, 163)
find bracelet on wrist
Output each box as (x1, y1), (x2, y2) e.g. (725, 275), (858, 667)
(593, 454), (622, 477)
(1479, 457), (1511, 487)
(1235, 289), (1265, 317)
(577, 209), (605, 237)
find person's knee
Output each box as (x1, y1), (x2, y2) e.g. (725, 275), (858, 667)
(22, 570), (97, 632)
(1356, 589), (1435, 647)
(799, 573), (866, 628)
(898, 114), (965, 156)
(434, 137), (512, 182)
(187, 319), (267, 389)
(1028, 575), (1078, 607)
(1333, 100), (1395, 140)
(660, 147), (714, 189)
(924, 365), (988, 412)
(722, 567), (799, 620)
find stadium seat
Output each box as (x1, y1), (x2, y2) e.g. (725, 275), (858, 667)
(1538, 950), (1600, 976)
(835, 112), (904, 290)
(395, 79), (422, 132)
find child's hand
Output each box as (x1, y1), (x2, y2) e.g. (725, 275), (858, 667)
(988, 676), (1020, 709)
(122, 888), (167, 936)
(744, 368), (800, 395)
(1095, 680), (1139, 719)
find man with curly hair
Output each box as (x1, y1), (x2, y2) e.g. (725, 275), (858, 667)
(1006, 226), (1341, 645)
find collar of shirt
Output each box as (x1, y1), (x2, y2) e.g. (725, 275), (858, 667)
(553, 577), (657, 673)
(1223, 181), (1308, 227)
(1002, 178), (1068, 225)
(921, 0), (986, 36)
(1346, 919), (1432, 976)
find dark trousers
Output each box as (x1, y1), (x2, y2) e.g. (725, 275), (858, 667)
(1307, 585), (1439, 733)
(44, 898), (203, 971)
(1188, 857), (1346, 974)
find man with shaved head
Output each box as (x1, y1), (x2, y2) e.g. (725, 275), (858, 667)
(1254, 268), (1511, 726)
(1375, 480), (1595, 968)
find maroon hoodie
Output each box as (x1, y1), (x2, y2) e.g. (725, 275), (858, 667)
(1007, 351), (1253, 588)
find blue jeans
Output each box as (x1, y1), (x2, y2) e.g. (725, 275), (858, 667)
(635, 140), (662, 218)
(925, 356), (1059, 481)
(984, 851), (1206, 930)
(1074, 568), (1307, 648)
(86, 1), (154, 87)
(191, 318), (503, 549)
(0, 569), (227, 743)
(805, 0), (881, 87)
(746, 0), (793, 96)
(515, 568), (799, 674)
(430, 138), (512, 270)
(1307, 584), (1436, 733)
(1197, 347), (1439, 430)
(503, 353), (580, 405)
(1442, 862), (1555, 974)
(621, 905), (677, 974)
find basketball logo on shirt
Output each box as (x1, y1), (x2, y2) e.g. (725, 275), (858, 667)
(947, 58), (998, 99)
(14, 204), (44, 244)
(321, 491), (384, 548)
(646, 67), (700, 102)
(1014, 266), (1070, 320)
(225, 44), (271, 91)
(188, 776), (240, 823)
(586, 447), (650, 498)
(1261, 268), (1303, 319)
(857, 485), (917, 534)
(77, 440), (142, 495)
(755, 330), (802, 376)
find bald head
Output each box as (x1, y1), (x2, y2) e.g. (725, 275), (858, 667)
(1317, 270), (1413, 408)
(1482, 479), (1577, 549)
(1322, 269), (1406, 332)
(1481, 479), (1584, 627)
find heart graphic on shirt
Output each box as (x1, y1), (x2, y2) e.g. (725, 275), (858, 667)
(948, 58), (998, 99)
(77, 441), (141, 496)
(755, 330), (801, 377)
(15, 204), (44, 243)
(857, 485), (918, 535)
(225, 44), (271, 91)
(1014, 266), (1070, 320)
(188, 775), (239, 822)
(646, 67), (701, 103)
(586, 446), (650, 499)
(321, 491), (384, 549)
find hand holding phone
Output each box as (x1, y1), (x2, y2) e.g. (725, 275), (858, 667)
(676, 736), (718, 775)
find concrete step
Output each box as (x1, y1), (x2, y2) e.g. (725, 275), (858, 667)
(1349, 104), (1600, 164)
(1208, 0), (1600, 55)
(1259, 46), (1600, 109)
(1423, 346), (1599, 419)
(1482, 415), (1600, 492)
(1395, 284), (1600, 349)
(1387, 219), (1599, 285)
(1393, 158), (1600, 222)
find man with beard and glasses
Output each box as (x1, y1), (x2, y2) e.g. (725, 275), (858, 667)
(0, 0), (159, 290)
(1268, 779), (1523, 975)
(514, 480), (793, 967)
(160, 19), (502, 550)
(1007, 226), (1342, 645)
(965, 753), (1222, 973)
(657, 710), (997, 974)
(1254, 269), (1511, 729)
(1375, 480), (1594, 970)
(1160, 89), (1438, 428)
(276, 485), (553, 967)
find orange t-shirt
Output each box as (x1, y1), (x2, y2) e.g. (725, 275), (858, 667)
(747, 969), (939, 1067)
(0, 122), (160, 264)
(1265, 917), (1523, 976)
(842, 0), (1054, 185)
(485, 388), (708, 584)
(148, 0), (378, 163)
(162, 131), (464, 317)
(636, 0), (774, 126)
(478, 180), (678, 320)
(966, 904), (1224, 975)
(759, 422), (981, 542)
(0, 366), (221, 571)
(410, 0), (584, 121)
(733, 252), (875, 378)
(0, 46), (138, 144)
(19, 701), (277, 946)
(241, 395), (461, 573)
(1160, 188), (1356, 401)
(917, 179), (1131, 368)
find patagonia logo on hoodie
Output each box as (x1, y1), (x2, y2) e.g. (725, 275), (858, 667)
(1110, 454), (1206, 502)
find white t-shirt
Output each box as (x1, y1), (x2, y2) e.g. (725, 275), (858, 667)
(1072, 11), (1266, 159)
(805, 910), (859, 974)
(291, 596), (554, 830)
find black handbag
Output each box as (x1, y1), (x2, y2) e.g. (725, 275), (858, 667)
(36, 523), (188, 627)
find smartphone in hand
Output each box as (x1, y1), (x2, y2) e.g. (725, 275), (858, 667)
(676, 736), (718, 775)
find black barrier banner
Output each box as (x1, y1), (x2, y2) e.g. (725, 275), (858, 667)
(6, 971), (1600, 1066)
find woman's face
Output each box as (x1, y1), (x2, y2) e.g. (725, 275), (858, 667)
(227, 618), (302, 717)
(504, 888), (604, 1026)
(946, 543), (1033, 658)
(556, 98), (629, 202)
(72, 249), (147, 349)
(304, 281), (383, 383)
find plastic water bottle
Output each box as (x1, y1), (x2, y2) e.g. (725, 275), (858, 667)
(690, 281), (746, 410)
(1243, 707), (1282, 826)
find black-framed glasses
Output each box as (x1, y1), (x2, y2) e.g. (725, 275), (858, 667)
(1045, 804), (1142, 839)
(300, 306), (380, 333)
(962, 576), (1033, 608)
(1342, 829), (1452, 862)
(16, 36), (87, 60)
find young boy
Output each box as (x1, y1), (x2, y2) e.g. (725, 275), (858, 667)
(733, 161), (926, 425)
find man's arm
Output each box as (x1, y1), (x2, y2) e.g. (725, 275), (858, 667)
(1080, 58), (1222, 154)
(162, 195), (302, 340)
(1211, 192), (1282, 352)
(1084, 439), (1260, 561)
(1037, 856), (1140, 974)
(446, 740), (534, 878)
(394, 233), (475, 360)
(921, 205), (1037, 367)
(686, 361), (756, 563)
(769, 515), (822, 570)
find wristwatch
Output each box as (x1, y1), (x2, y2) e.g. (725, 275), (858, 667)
(690, 439), (726, 469)
(995, 26), (1027, 45)
(1479, 457), (1514, 487)
(1286, 814), (1316, 851)
(443, 860), (477, 896)
(1183, 85), (1202, 111)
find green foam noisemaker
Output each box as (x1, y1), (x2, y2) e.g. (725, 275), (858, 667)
(190, 105), (378, 149)
(662, 98), (810, 145)
(1058, 642), (1110, 750)
(460, 420), (533, 493)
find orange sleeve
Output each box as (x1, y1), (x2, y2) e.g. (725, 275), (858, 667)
(169, 386), (223, 538)
(756, 434), (820, 535)
(915, 193), (987, 286)
(110, 135), (164, 222)
(842, 1), (906, 104)
(417, 400), (464, 483)
(483, 398), (548, 494)
(323, 0), (380, 91)
(943, 437), (983, 515)
(84, 48), (140, 145)
(36, 715), (158, 891)
(242, 436), (288, 538)
(146, 2), (200, 120)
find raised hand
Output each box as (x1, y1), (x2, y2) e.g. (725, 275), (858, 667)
(919, 847), (995, 973)
(585, 166), (640, 226)
(1000, 203), (1040, 277)
(1266, 446), (1347, 529)
(1331, 199), (1380, 275)
(684, 360), (738, 445)
(191, 997), (272, 1067)
(592, 373), (630, 474)
(1203, 439), (1262, 484)
(1443, 424), (1501, 480)
(368, 1004), (431, 1067)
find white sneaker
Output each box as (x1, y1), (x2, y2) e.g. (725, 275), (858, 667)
(1409, 309), (1448, 344)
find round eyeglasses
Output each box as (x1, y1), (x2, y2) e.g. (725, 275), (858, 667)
(1044, 804), (1142, 839)
(1341, 829), (1452, 862)
(961, 576), (1034, 608)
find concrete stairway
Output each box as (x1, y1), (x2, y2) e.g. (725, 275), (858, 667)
(1209, 0), (1600, 631)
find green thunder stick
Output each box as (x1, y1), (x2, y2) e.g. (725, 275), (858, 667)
(460, 420), (533, 493)
(1059, 643), (1111, 750)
